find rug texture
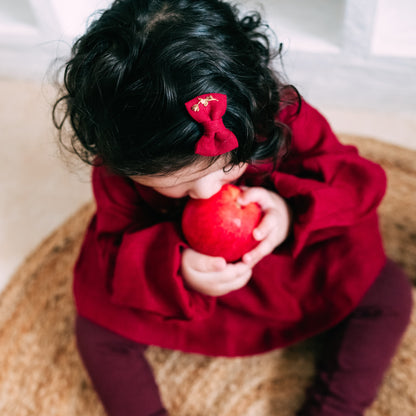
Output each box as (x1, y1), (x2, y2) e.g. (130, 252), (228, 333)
(0, 135), (415, 416)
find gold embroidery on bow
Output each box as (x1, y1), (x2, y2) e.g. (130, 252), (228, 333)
(191, 95), (219, 112)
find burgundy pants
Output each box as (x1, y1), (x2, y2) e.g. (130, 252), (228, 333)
(76, 260), (412, 416)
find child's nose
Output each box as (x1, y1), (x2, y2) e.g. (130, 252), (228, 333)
(188, 179), (221, 200)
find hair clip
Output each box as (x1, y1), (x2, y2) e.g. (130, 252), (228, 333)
(191, 95), (219, 112)
(185, 93), (238, 157)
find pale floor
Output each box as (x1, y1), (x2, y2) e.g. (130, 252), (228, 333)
(0, 78), (415, 293)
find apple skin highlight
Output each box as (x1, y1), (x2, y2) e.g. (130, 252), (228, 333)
(182, 184), (263, 262)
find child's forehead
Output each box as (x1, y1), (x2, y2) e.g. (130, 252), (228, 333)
(130, 158), (227, 188)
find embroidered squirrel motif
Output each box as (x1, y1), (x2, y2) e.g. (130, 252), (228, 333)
(191, 95), (219, 112)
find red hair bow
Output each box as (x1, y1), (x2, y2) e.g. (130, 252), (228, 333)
(185, 93), (238, 157)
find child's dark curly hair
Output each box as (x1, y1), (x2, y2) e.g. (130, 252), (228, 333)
(53, 0), (300, 177)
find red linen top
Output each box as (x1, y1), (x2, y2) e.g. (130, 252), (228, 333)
(73, 100), (387, 357)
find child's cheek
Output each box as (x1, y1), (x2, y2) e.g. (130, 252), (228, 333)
(225, 163), (248, 182)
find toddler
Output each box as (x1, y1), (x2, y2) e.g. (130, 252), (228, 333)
(53, 1), (412, 415)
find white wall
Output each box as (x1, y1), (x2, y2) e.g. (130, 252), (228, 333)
(240, 0), (416, 148)
(1, 0), (415, 147)
(0, 0), (112, 79)
(1, 1), (415, 125)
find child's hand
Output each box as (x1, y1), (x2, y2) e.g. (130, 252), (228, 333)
(181, 248), (253, 297)
(238, 187), (292, 267)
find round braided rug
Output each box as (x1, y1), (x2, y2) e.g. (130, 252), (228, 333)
(0, 135), (415, 416)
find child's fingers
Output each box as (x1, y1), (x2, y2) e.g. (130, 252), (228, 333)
(199, 256), (227, 273)
(252, 213), (276, 241)
(185, 249), (226, 273)
(238, 186), (274, 210)
(242, 236), (276, 267)
(200, 263), (252, 297)
(216, 267), (252, 294)
(199, 260), (250, 281)
(219, 262), (252, 282)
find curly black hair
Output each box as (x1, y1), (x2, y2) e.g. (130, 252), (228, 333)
(53, 0), (300, 176)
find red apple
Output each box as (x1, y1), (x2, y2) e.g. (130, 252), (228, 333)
(181, 184), (263, 262)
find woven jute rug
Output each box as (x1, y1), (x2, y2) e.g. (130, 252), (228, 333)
(0, 135), (415, 416)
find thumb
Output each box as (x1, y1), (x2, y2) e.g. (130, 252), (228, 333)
(193, 251), (227, 272)
(238, 187), (272, 210)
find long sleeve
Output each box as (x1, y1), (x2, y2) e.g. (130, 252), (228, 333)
(216, 100), (387, 343)
(73, 100), (388, 357)
(272, 101), (387, 257)
(88, 166), (215, 320)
